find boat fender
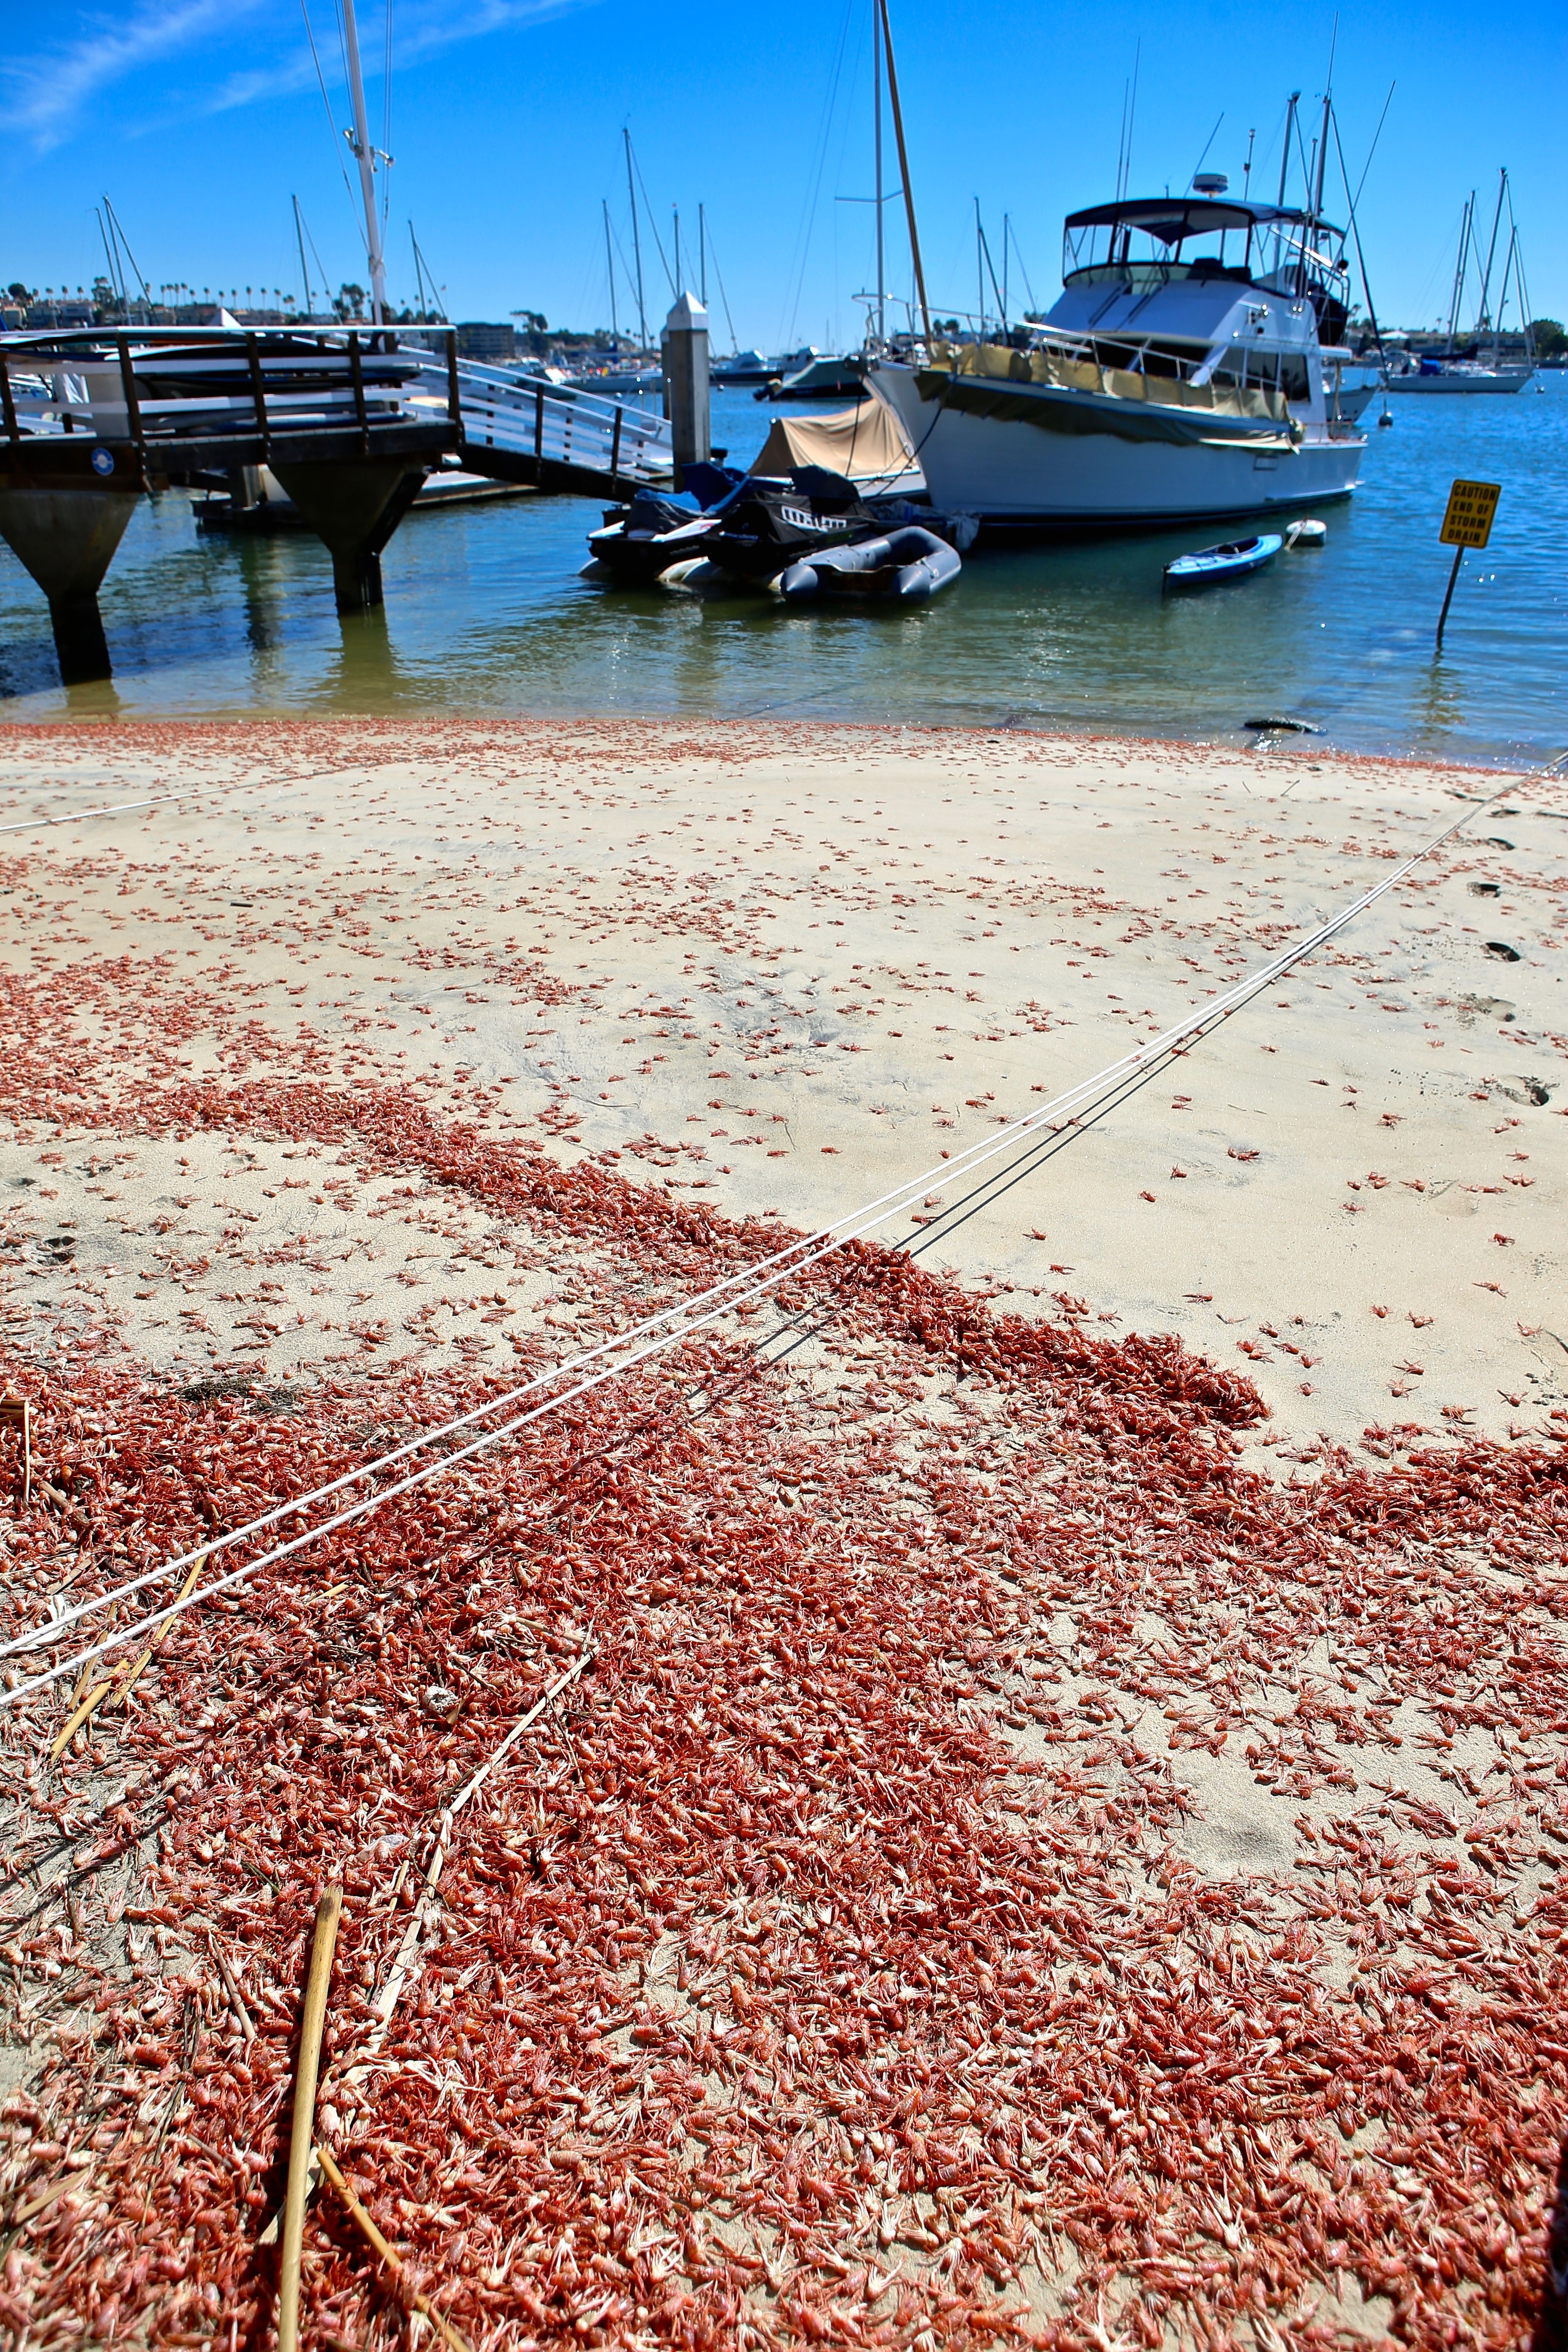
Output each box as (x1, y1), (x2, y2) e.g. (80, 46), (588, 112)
(658, 557), (729, 592)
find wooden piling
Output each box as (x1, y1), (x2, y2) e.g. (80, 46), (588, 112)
(277, 1887), (343, 2352)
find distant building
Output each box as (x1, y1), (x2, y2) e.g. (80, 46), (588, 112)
(455, 322), (517, 362)
(25, 300), (94, 328)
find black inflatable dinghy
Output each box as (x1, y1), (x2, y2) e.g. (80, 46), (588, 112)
(775, 525), (960, 603)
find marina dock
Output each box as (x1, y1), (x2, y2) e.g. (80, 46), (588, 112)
(0, 327), (674, 680)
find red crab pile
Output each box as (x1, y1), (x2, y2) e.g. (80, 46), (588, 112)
(3, 1073), (1567, 2352)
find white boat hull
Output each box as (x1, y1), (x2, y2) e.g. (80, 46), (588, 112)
(867, 361), (1363, 530)
(1384, 368), (1534, 394)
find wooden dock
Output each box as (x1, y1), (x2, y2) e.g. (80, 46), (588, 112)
(0, 326), (674, 681)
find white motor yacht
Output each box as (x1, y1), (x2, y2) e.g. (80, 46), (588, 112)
(866, 184), (1366, 530)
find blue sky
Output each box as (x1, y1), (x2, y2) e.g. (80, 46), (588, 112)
(2, 0), (1562, 346)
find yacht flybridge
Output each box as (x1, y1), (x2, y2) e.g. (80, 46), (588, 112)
(865, 187), (1367, 531)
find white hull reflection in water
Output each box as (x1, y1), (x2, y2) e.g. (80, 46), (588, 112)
(867, 165), (1367, 530)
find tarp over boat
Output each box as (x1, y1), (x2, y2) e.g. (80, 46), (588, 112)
(747, 402), (922, 494)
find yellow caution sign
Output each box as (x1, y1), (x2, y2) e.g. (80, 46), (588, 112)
(1439, 478), (1501, 549)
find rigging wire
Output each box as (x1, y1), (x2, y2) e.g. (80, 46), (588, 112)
(703, 226), (741, 354)
(628, 140), (676, 299)
(301, 0), (364, 247)
(777, 0), (857, 357)
(0, 783), (1513, 1715)
(1007, 219), (1038, 317)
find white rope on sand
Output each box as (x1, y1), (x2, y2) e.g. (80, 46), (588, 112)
(0, 783), (1512, 1716)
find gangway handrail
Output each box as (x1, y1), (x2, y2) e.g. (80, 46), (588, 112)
(0, 322), (673, 490)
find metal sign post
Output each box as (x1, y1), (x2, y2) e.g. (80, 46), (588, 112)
(1435, 477), (1500, 652)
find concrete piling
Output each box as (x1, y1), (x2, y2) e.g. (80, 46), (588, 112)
(0, 481), (140, 684)
(661, 293), (710, 490)
(267, 456), (431, 612)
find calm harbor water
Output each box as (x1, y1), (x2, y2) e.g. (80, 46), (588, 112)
(1, 376), (1563, 769)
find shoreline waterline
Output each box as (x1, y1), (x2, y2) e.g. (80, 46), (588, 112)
(0, 378), (1562, 769)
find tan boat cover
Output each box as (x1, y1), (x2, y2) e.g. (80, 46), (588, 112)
(747, 402), (918, 482)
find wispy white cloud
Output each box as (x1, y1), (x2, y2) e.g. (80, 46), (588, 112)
(3, 0), (272, 150)
(6, 0), (598, 152)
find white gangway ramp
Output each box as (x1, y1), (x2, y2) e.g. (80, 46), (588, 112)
(0, 327), (675, 497)
(407, 350), (675, 492)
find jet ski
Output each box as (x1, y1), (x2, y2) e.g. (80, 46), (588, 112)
(701, 466), (882, 583)
(585, 463), (746, 584)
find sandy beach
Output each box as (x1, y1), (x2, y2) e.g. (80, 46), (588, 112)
(2, 717), (1565, 2351)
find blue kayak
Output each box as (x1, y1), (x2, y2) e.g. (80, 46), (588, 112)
(1164, 532), (1284, 590)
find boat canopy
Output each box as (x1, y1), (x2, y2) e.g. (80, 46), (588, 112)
(1061, 194), (1349, 305)
(1064, 196), (1342, 245)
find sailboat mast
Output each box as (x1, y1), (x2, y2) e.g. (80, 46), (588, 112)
(873, 0), (885, 344)
(340, 0), (387, 324)
(603, 200), (619, 346)
(877, 0), (930, 343)
(625, 129), (648, 351)
(1446, 195), (1471, 351)
(296, 196), (314, 320)
(1475, 168), (1506, 331)
(976, 199), (984, 337)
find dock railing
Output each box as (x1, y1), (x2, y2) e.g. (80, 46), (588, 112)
(0, 325), (673, 496)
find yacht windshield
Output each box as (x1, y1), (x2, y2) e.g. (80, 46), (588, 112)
(1063, 199), (1345, 303)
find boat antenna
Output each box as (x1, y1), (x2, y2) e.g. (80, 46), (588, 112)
(1348, 83), (1395, 216)
(673, 205), (683, 292)
(877, 0), (931, 343)
(698, 203), (707, 306)
(623, 128), (648, 349)
(603, 199), (619, 346)
(1242, 125), (1256, 197)
(1277, 92), (1299, 207)
(1313, 13), (1338, 218)
(1124, 39), (1141, 199)
(296, 198), (315, 318)
(1331, 109), (1389, 377)
(339, 0), (388, 322)
(1001, 211), (1009, 327)
(872, 0), (885, 344)
(1189, 112), (1225, 188)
